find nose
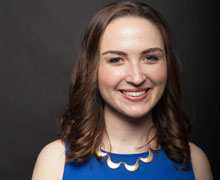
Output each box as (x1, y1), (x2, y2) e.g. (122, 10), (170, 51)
(125, 61), (146, 86)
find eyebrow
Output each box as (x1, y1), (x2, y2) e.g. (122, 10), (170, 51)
(102, 47), (164, 56)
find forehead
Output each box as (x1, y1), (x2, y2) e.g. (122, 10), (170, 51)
(99, 16), (164, 53)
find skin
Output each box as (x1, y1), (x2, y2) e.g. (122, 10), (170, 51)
(98, 17), (167, 119)
(98, 17), (167, 153)
(31, 17), (213, 180)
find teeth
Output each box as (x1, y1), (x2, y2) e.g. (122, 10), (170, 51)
(122, 90), (146, 97)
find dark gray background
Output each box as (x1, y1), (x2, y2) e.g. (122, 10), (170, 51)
(0, 0), (218, 179)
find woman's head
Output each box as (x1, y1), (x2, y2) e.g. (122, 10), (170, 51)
(98, 16), (167, 119)
(74, 1), (178, 115)
(60, 1), (191, 169)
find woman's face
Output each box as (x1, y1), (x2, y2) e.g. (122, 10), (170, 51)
(98, 17), (167, 119)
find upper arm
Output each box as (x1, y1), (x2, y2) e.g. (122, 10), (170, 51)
(190, 142), (213, 180)
(32, 140), (66, 180)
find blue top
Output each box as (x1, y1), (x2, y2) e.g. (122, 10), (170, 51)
(63, 143), (195, 180)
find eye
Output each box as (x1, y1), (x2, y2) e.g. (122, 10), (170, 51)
(144, 55), (158, 61)
(109, 57), (122, 63)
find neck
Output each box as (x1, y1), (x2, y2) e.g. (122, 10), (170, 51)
(102, 105), (156, 154)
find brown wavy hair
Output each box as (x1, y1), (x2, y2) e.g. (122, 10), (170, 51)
(59, 1), (192, 170)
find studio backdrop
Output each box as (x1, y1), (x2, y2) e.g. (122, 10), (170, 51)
(0, 0), (218, 179)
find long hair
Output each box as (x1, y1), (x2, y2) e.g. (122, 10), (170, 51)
(59, 1), (192, 169)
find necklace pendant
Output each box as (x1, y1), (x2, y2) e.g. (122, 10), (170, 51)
(107, 155), (122, 169)
(96, 149), (108, 157)
(140, 150), (153, 163)
(123, 160), (140, 172)
(96, 147), (157, 172)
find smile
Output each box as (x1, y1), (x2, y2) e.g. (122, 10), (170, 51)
(122, 90), (146, 97)
(120, 88), (151, 102)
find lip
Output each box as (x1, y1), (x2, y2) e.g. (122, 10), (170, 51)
(120, 88), (151, 102)
(120, 88), (149, 92)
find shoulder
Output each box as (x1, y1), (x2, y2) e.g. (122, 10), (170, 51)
(32, 139), (66, 180)
(189, 142), (213, 180)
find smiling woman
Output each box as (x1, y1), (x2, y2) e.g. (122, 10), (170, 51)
(32, 1), (213, 180)
(98, 17), (167, 119)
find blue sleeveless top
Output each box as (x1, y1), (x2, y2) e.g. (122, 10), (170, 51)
(63, 143), (195, 180)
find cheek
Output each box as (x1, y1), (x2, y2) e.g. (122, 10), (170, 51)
(98, 66), (124, 89)
(147, 64), (167, 85)
(98, 74), (112, 90)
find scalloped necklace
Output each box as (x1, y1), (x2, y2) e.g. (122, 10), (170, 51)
(96, 145), (161, 172)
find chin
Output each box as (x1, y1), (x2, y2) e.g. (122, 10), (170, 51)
(121, 110), (151, 119)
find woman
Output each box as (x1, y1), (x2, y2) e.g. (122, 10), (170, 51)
(32, 1), (213, 180)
